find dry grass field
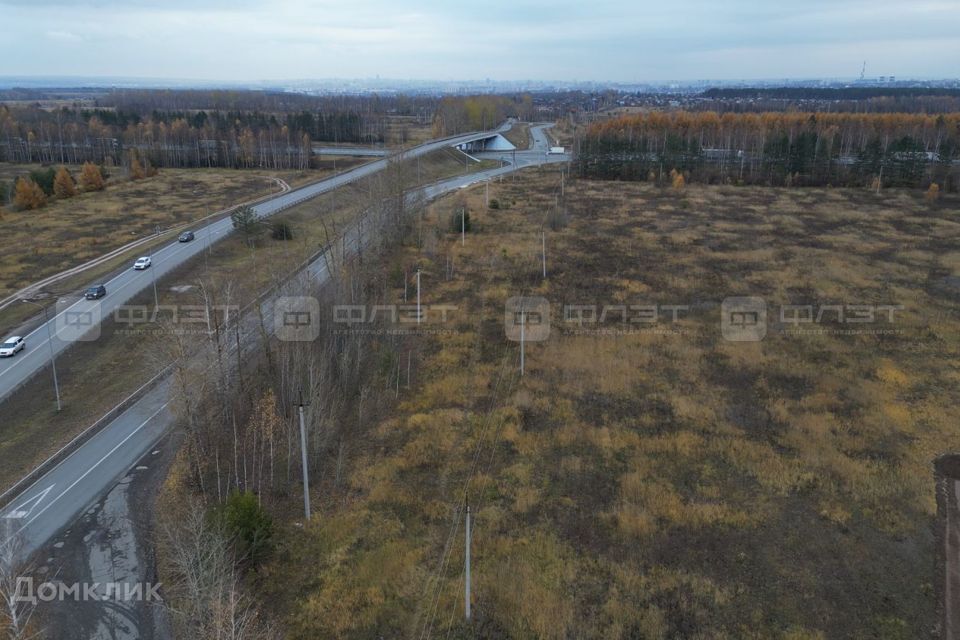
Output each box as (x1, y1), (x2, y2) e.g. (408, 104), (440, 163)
(385, 115), (436, 146)
(502, 121), (530, 149)
(0, 164), (339, 299)
(259, 170), (960, 638)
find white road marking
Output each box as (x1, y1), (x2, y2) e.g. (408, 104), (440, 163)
(0, 229), (221, 380)
(1, 402), (168, 546)
(3, 484), (55, 519)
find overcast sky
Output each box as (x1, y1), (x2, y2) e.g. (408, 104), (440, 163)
(1, 0), (958, 83)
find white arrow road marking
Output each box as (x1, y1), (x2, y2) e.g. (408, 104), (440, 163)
(1, 402), (168, 549)
(3, 485), (55, 519)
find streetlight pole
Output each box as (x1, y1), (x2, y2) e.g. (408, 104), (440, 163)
(151, 225), (160, 310)
(22, 299), (61, 412)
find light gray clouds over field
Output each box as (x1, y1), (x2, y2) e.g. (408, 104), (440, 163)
(1, 0), (957, 82)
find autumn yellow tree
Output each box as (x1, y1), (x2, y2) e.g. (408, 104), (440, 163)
(670, 168), (685, 190)
(128, 149), (146, 180)
(926, 182), (940, 201)
(14, 177), (47, 210)
(53, 166), (77, 199)
(79, 162), (105, 192)
(144, 157), (158, 177)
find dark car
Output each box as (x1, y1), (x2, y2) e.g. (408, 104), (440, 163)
(178, 231), (195, 242)
(85, 284), (106, 300)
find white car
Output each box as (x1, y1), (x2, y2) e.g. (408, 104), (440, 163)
(0, 336), (25, 357)
(133, 256), (152, 270)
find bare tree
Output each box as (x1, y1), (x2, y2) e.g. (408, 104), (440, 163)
(0, 519), (41, 640)
(160, 501), (279, 640)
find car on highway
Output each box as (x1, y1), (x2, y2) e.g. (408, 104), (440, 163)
(133, 256), (152, 270)
(0, 336), (25, 357)
(85, 284), (106, 300)
(178, 231), (195, 242)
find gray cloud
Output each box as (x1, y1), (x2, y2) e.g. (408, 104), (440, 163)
(0, 0), (957, 82)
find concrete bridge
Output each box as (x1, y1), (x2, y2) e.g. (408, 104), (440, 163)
(454, 133), (516, 154)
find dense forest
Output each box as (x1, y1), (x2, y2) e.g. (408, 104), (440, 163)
(693, 88), (960, 114)
(575, 111), (960, 189)
(0, 104), (313, 169)
(0, 90), (438, 169)
(97, 88), (436, 116)
(431, 94), (535, 136)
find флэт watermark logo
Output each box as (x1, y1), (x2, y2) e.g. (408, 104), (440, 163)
(275, 296), (321, 343)
(721, 297), (767, 342)
(721, 297), (903, 342)
(504, 296), (551, 342)
(55, 299), (101, 343)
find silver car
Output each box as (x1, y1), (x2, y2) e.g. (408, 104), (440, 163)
(0, 336), (25, 357)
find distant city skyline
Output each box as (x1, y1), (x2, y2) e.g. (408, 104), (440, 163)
(2, 75), (958, 95)
(1, 0), (958, 84)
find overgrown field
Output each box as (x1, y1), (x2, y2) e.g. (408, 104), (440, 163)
(385, 114), (436, 146)
(0, 165), (337, 299)
(257, 172), (960, 638)
(502, 122), (530, 150)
